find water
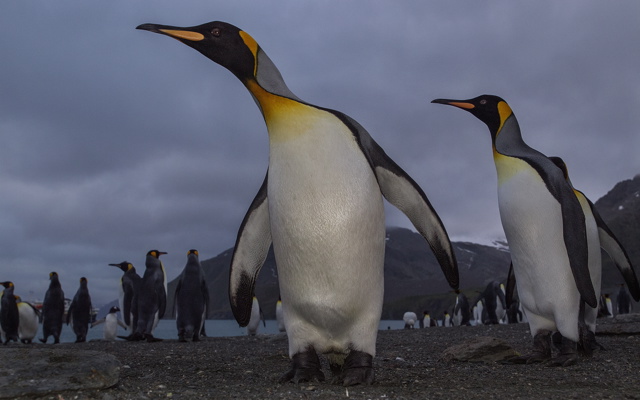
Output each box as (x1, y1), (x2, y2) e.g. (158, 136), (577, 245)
(48, 319), (407, 343)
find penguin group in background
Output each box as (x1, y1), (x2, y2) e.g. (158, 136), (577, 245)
(138, 20), (458, 386)
(0, 282), (19, 344)
(16, 297), (40, 344)
(422, 311), (436, 328)
(452, 290), (471, 326)
(133, 250), (168, 342)
(474, 281), (506, 325)
(617, 284), (632, 315)
(175, 249), (209, 342)
(109, 261), (141, 334)
(92, 306), (127, 341)
(246, 296), (265, 336)
(40, 272), (66, 344)
(66, 277), (93, 343)
(403, 311), (418, 329)
(276, 297), (286, 333)
(433, 95), (596, 366)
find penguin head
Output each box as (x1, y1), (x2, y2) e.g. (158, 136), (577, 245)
(49, 271), (59, 281)
(137, 21), (257, 82)
(109, 261), (134, 273)
(109, 306), (121, 313)
(0, 281), (14, 289)
(147, 250), (167, 259)
(432, 95), (513, 139)
(80, 277), (88, 286)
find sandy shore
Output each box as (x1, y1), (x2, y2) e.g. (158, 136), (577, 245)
(6, 315), (640, 399)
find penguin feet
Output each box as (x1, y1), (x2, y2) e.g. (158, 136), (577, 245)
(278, 348), (325, 384)
(578, 329), (604, 356)
(505, 330), (552, 364)
(547, 336), (578, 367)
(144, 333), (163, 342)
(334, 350), (374, 386)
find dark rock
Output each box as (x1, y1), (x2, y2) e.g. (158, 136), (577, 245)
(0, 348), (120, 398)
(439, 336), (519, 363)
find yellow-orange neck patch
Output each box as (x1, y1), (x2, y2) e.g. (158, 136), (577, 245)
(497, 101), (512, 134)
(239, 31), (258, 76)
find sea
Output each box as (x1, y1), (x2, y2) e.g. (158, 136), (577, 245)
(53, 319), (407, 343)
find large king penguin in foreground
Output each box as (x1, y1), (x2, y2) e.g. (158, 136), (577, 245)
(432, 95), (596, 366)
(138, 21), (459, 385)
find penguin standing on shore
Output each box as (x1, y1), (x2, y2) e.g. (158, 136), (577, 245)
(137, 20), (458, 385)
(134, 250), (168, 342)
(617, 285), (632, 314)
(276, 297), (286, 333)
(16, 297), (40, 344)
(479, 281), (506, 325)
(175, 249), (209, 342)
(422, 311), (436, 328)
(247, 296), (265, 336)
(433, 95), (596, 366)
(0, 282), (19, 344)
(109, 261), (141, 333)
(92, 306), (127, 341)
(67, 277), (93, 343)
(403, 312), (418, 329)
(40, 272), (66, 344)
(452, 290), (471, 326)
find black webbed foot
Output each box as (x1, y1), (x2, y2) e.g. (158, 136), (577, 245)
(333, 350), (374, 386)
(279, 347), (325, 384)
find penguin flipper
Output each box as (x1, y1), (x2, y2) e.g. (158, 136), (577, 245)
(588, 199), (640, 301)
(229, 173), (272, 327)
(158, 286), (167, 320)
(91, 318), (105, 328)
(122, 285), (134, 327)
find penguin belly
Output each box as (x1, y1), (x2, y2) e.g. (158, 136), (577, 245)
(268, 120), (385, 359)
(497, 161), (581, 341)
(17, 303), (39, 343)
(104, 313), (119, 340)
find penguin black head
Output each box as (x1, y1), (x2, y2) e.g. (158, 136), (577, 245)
(432, 95), (512, 137)
(49, 271), (59, 280)
(0, 281), (14, 289)
(187, 249), (199, 256)
(147, 250), (167, 258)
(80, 277), (88, 285)
(110, 261), (135, 273)
(109, 306), (121, 313)
(137, 21), (257, 82)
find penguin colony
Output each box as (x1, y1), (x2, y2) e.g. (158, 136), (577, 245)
(0, 18), (637, 391)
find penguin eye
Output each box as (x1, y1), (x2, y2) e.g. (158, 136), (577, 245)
(480, 99), (487, 105)
(212, 28), (221, 37)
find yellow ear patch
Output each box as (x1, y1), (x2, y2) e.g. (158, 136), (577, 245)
(159, 29), (205, 42)
(239, 31), (258, 76)
(497, 101), (513, 133)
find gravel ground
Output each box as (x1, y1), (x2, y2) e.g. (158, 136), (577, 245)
(9, 315), (640, 400)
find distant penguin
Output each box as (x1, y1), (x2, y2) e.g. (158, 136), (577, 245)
(109, 261), (141, 333)
(247, 297), (265, 336)
(472, 299), (484, 326)
(66, 277), (93, 343)
(175, 249), (209, 342)
(40, 272), (65, 344)
(276, 297), (286, 333)
(92, 306), (127, 341)
(403, 312), (418, 329)
(452, 290), (471, 326)
(604, 294), (614, 318)
(422, 311), (436, 328)
(138, 20), (459, 385)
(16, 297), (40, 344)
(442, 311), (452, 327)
(134, 250), (168, 342)
(506, 301), (523, 324)
(0, 282), (19, 344)
(478, 281), (506, 325)
(433, 95), (597, 366)
(617, 284), (632, 315)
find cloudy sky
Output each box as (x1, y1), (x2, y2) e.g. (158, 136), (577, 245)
(1, 1), (638, 306)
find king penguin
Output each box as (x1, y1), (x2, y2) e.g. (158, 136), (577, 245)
(452, 290), (471, 326)
(40, 272), (66, 344)
(276, 296), (286, 333)
(92, 306), (127, 341)
(246, 296), (265, 336)
(175, 249), (209, 342)
(66, 277), (93, 343)
(422, 311), (436, 328)
(16, 296), (40, 344)
(432, 95), (597, 366)
(109, 261), (141, 334)
(137, 20), (458, 386)
(0, 282), (19, 344)
(134, 250), (168, 342)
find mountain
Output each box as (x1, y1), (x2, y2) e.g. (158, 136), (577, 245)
(158, 175), (640, 321)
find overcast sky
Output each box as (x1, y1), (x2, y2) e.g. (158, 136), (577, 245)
(1, 1), (638, 306)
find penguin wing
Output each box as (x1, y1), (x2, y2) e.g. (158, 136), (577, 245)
(66, 302), (74, 325)
(91, 318), (105, 328)
(158, 283), (167, 319)
(173, 278), (182, 315)
(229, 173), (272, 327)
(201, 277), (210, 318)
(118, 319), (128, 329)
(587, 199), (640, 301)
(527, 155), (597, 308)
(122, 284), (134, 326)
(340, 114), (458, 289)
